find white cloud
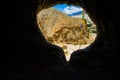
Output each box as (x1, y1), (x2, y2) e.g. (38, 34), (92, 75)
(63, 6), (83, 14)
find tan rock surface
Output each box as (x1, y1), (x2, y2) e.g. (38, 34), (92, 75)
(37, 8), (91, 45)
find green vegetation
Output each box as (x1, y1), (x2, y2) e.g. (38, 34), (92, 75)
(82, 11), (85, 19)
(81, 10), (97, 33)
(87, 24), (97, 33)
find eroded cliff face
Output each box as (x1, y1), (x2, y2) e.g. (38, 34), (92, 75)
(37, 8), (92, 45)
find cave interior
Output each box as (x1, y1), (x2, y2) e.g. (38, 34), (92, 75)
(0, 0), (119, 80)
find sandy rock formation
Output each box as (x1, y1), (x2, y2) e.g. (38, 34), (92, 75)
(37, 8), (91, 45)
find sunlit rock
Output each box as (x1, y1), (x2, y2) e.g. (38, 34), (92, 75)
(37, 8), (92, 45)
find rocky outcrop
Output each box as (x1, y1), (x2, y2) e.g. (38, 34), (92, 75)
(37, 8), (91, 45)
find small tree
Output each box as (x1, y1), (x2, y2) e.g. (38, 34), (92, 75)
(82, 10), (85, 19)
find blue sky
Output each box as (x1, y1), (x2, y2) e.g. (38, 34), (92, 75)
(52, 4), (68, 12)
(52, 4), (83, 16)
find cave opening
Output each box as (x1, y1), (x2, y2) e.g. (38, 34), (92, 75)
(36, 4), (97, 61)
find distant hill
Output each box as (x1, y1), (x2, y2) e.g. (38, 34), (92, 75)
(37, 8), (92, 45)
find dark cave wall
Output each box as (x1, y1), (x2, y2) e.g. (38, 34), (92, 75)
(1, 0), (119, 80)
